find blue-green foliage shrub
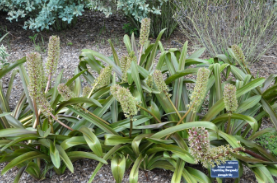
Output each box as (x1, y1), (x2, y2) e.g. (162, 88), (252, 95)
(90, 0), (168, 21)
(0, 0), (89, 31)
(0, 0), (167, 31)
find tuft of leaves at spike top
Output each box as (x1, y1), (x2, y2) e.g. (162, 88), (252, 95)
(223, 84), (238, 113)
(93, 65), (112, 90)
(110, 84), (138, 118)
(46, 36), (60, 77)
(153, 70), (170, 97)
(57, 83), (76, 101)
(231, 44), (247, 66)
(26, 52), (45, 99)
(139, 18), (151, 46)
(189, 68), (210, 112)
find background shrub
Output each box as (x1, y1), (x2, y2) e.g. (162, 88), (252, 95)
(0, 0), (89, 31)
(174, 0), (277, 62)
(128, 0), (178, 39)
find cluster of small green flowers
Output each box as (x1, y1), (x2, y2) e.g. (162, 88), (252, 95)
(153, 70), (170, 97)
(57, 83), (75, 101)
(223, 84), (238, 113)
(146, 75), (153, 89)
(26, 52), (45, 99)
(209, 145), (237, 167)
(121, 56), (132, 82)
(93, 65), (112, 90)
(36, 95), (52, 117)
(189, 127), (239, 168)
(26, 52), (52, 117)
(189, 68), (210, 112)
(188, 127), (210, 164)
(110, 84), (138, 118)
(231, 44), (246, 66)
(46, 36), (60, 76)
(82, 86), (91, 97)
(139, 18), (151, 46)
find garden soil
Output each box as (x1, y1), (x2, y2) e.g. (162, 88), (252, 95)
(0, 11), (277, 183)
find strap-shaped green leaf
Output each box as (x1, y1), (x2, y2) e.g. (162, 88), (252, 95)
(1, 151), (50, 175)
(79, 127), (103, 157)
(111, 154), (126, 183)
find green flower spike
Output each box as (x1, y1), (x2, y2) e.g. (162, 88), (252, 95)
(189, 127), (240, 168)
(153, 70), (170, 96)
(36, 95), (52, 117)
(57, 83), (75, 101)
(121, 56), (132, 82)
(190, 68), (210, 111)
(110, 84), (138, 118)
(111, 84), (138, 137)
(223, 84), (238, 113)
(46, 36), (60, 77)
(93, 65), (112, 90)
(139, 18), (151, 46)
(82, 86), (91, 97)
(231, 44), (247, 65)
(26, 52), (45, 99)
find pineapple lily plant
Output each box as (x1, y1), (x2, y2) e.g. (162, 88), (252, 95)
(0, 19), (277, 183)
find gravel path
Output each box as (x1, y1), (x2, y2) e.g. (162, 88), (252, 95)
(1, 10), (277, 183)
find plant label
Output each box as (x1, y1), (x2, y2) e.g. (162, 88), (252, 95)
(211, 160), (239, 178)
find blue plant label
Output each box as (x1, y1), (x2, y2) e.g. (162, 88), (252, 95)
(211, 160), (239, 178)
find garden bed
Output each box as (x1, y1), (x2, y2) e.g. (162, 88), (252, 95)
(0, 10), (277, 183)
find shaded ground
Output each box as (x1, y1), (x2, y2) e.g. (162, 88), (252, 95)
(0, 10), (277, 183)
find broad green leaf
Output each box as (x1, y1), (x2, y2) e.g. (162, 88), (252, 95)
(111, 154), (126, 183)
(67, 151), (107, 164)
(0, 57), (26, 79)
(0, 112), (11, 117)
(1, 134), (39, 151)
(145, 28), (166, 70)
(212, 114), (258, 133)
(123, 34), (132, 53)
(1, 151), (50, 175)
(68, 106), (117, 135)
(88, 145), (123, 183)
(147, 144), (195, 164)
(0, 128), (36, 137)
(151, 122), (217, 139)
(79, 127), (103, 157)
(132, 134), (152, 156)
(165, 68), (198, 84)
(186, 167), (212, 183)
(81, 49), (122, 76)
(55, 145), (74, 173)
(236, 95), (261, 113)
(248, 128), (276, 141)
(5, 114), (24, 129)
(105, 134), (132, 146)
(55, 97), (102, 113)
(188, 47), (205, 59)
(171, 159), (185, 183)
(14, 166), (26, 183)
(129, 154), (144, 183)
(50, 141), (61, 168)
(108, 39), (120, 66)
(61, 136), (86, 150)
